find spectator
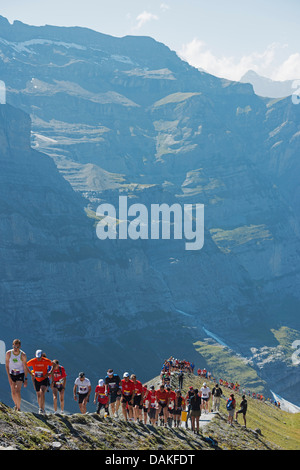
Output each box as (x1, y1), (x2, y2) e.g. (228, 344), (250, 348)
(211, 383), (222, 412)
(226, 394), (236, 425)
(235, 395), (247, 427)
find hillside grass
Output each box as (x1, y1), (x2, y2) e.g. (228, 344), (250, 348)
(193, 340), (268, 392)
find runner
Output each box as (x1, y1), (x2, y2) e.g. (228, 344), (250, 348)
(155, 384), (169, 426)
(120, 372), (135, 421)
(94, 379), (109, 417)
(200, 382), (211, 414)
(235, 395), (247, 427)
(166, 385), (176, 427)
(51, 359), (67, 414)
(104, 369), (121, 418)
(73, 372), (91, 414)
(142, 384), (149, 424)
(147, 385), (157, 425)
(173, 390), (185, 427)
(27, 350), (53, 414)
(190, 388), (201, 434)
(185, 386), (194, 429)
(131, 374), (144, 422)
(5, 339), (29, 411)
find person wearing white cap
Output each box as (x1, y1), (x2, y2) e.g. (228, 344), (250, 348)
(120, 372), (135, 421)
(27, 350), (53, 414)
(94, 379), (109, 416)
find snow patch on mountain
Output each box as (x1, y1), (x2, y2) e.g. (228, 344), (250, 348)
(0, 37), (86, 53)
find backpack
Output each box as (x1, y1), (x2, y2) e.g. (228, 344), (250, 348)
(226, 399), (234, 410)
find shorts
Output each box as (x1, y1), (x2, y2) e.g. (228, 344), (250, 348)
(78, 392), (89, 404)
(121, 394), (133, 404)
(158, 402), (167, 409)
(109, 390), (121, 404)
(148, 408), (156, 420)
(202, 397), (209, 402)
(53, 383), (64, 392)
(10, 373), (25, 383)
(228, 409), (235, 417)
(168, 407), (174, 414)
(236, 409), (247, 415)
(97, 402), (109, 413)
(191, 409), (201, 417)
(133, 395), (142, 408)
(34, 378), (49, 392)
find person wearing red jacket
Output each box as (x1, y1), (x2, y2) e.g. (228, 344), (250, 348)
(155, 385), (170, 426)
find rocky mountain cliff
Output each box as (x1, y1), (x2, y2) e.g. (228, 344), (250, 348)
(0, 16), (299, 409)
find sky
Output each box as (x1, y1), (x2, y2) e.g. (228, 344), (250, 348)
(0, 0), (299, 81)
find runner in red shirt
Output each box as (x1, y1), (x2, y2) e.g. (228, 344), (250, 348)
(50, 359), (67, 414)
(167, 386), (176, 427)
(120, 372), (135, 421)
(94, 379), (109, 416)
(155, 385), (169, 426)
(147, 385), (157, 425)
(131, 374), (144, 422)
(142, 384), (149, 424)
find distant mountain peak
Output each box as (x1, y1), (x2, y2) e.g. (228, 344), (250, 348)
(240, 69), (295, 98)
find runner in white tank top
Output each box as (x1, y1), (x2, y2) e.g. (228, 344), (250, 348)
(8, 349), (25, 375)
(5, 339), (28, 411)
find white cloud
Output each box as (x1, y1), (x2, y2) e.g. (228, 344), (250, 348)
(178, 39), (299, 82)
(273, 53), (300, 81)
(134, 11), (159, 30)
(160, 3), (170, 12)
